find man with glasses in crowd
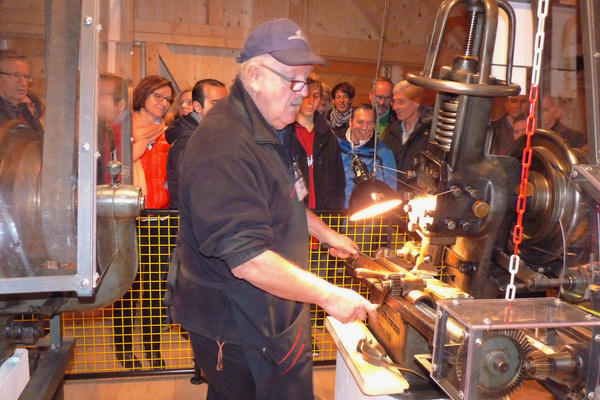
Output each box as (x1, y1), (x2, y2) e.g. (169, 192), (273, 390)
(369, 76), (396, 138)
(0, 49), (44, 139)
(170, 18), (377, 400)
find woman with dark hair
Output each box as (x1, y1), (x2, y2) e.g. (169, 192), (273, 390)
(132, 74), (174, 209)
(113, 75), (173, 370)
(327, 81), (355, 135)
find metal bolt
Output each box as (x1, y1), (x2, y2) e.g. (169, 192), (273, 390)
(483, 318), (491, 324)
(594, 334), (600, 343)
(437, 311), (443, 319)
(95, 151), (101, 159)
(451, 185), (463, 197)
(475, 338), (483, 347)
(82, 142), (90, 151)
(452, 299), (459, 306)
(84, 16), (93, 26)
(594, 52), (600, 60)
(404, 204), (412, 213)
(445, 219), (456, 230)
(432, 363), (437, 371)
(80, 279), (90, 287)
(460, 220), (471, 232)
(588, 391), (595, 399)
(458, 390), (464, 399)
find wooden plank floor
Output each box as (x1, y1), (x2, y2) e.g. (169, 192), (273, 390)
(63, 365), (336, 400)
(63, 364), (553, 400)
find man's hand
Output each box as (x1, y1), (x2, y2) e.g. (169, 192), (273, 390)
(320, 286), (378, 324)
(322, 232), (359, 259)
(307, 210), (359, 258)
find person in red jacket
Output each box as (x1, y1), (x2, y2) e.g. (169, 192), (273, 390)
(132, 75), (174, 209)
(114, 75), (174, 370)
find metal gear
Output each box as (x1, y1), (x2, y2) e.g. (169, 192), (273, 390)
(524, 349), (550, 380)
(455, 329), (532, 399)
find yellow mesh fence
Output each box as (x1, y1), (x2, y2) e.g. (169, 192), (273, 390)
(60, 211), (408, 375)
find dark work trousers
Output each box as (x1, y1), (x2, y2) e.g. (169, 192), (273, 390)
(188, 332), (256, 400)
(113, 217), (171, 367)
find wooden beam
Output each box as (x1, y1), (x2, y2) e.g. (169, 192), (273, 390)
(353, 0), (392, 41)
(133, 22), (460, 68)
(145, 42), (160, 76)
(155, 43), (192, 90)
(207, 0), (224, 26)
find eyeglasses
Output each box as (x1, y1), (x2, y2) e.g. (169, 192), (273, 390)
(391, 98), (414, 106)
(375, 95), (393, 102)
(261, 65), (307, 92)
(0, 71), (33, 83)
(151, 92), (174, 104)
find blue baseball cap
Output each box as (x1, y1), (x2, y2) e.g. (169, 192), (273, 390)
(237, 18), (327, 66)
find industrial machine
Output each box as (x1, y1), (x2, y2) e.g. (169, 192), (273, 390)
(347, 0), (600, 399)
(0, 1), (141, 397)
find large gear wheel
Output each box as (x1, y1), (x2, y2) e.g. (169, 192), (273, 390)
(455, 330), (532, 399)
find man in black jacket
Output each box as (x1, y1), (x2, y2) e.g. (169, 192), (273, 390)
(171, 18), (376, 400)
(165, 78), (227, 208)
(280, 73), (345, 211)
(542, 95), (587, 149)
(0, 49), (44, 139)
(381, 80), (433, 196)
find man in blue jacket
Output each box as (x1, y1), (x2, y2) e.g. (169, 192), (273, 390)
(336, 103), (397, 208)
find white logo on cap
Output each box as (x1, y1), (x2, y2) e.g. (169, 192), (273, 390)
(288, 30), (308, 43)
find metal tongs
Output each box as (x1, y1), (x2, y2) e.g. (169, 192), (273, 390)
(356, 337), (426, 380)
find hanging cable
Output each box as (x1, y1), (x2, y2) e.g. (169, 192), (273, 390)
(372, 0), (391, 176)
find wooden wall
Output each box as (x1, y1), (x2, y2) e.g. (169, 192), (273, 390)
(0, 0), (464, 104)
(131, 0), (464, 103)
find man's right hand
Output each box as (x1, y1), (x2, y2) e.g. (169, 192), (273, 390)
(320, 286), (378, 324)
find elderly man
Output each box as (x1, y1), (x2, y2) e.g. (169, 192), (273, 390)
(381, 80), (433, 191)
(171, 19), (376, 400)
(542, 95), (586, 148)
(0, 49), (44, 138)
(368, 76), (396, 138)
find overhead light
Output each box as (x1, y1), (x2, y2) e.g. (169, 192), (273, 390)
(348, 154), (401, 221)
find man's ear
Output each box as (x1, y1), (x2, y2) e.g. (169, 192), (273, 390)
(245, 62), (262, 94)
(192, 100), (203, 114)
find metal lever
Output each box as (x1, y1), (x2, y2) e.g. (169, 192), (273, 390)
(354, 268), (393, 307)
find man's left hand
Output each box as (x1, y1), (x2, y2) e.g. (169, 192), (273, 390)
(324, 233), (359, 259)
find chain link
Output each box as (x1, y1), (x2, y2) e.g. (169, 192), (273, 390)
(506, 0), (549, 300)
